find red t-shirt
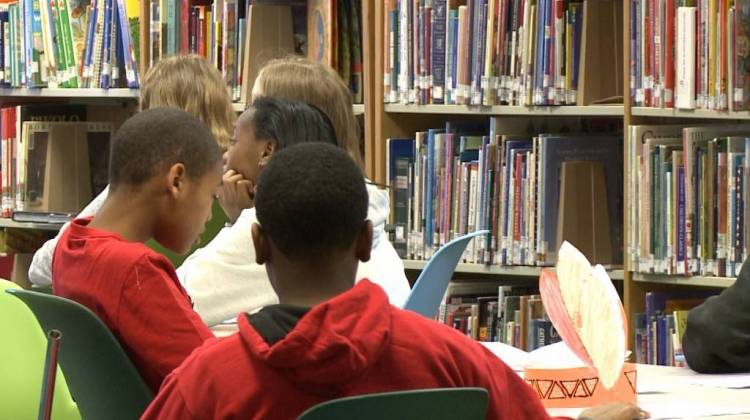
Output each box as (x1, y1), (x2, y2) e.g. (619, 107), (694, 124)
(141, 280), (557, 419)
(52, 217), (213, 392)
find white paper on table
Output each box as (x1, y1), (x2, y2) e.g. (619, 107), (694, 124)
(686, 373), (750, 389)
(479, 342), (529, 372)
(548, 401), (750, 420)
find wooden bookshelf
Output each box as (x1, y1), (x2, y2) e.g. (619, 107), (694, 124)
(631, 273), (736, 289)
(632, 107), (750, 120)
(385, 104), (625, 117)
(402, 260), (625, 281)
(0, 219), (63, 231)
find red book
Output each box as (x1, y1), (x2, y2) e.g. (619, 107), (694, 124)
(665, 0), (675, 108)
(720, 0), (728, 110)
(197, 6), (206, 57)
(513, 153), (523, 251)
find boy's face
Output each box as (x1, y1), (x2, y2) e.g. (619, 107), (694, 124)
(155, 162), (223, 254)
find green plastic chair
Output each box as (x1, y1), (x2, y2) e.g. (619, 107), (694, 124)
(297, 388), (489, 420)
(6, 289), (154, 420)
(0, 279), (80, 420)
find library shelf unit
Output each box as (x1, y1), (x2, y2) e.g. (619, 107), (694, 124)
(402, 260), (625, 281)
(631, 273), (736, 289)
(369, 0), (750, 349)
(384, 104), (625, 117)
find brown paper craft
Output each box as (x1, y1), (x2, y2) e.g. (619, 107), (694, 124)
(525, 241), (636, 408)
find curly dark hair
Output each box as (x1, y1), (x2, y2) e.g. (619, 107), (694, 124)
(255, 143), (368, 262)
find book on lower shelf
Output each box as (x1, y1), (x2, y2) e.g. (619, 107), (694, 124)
(631, 0), (750, 111)
(386, 116), (624, 268)
(383, 0), (623, 107)
(627, 123), (750, 277)
(0, 104), (112, 221)
(633, 290), (718, 367)
(439, 281), (562, 352)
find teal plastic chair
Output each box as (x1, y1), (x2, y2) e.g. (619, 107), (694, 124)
(0, 279), (80, 420)
(297, 387), (488, 420)
(7, 289), (154, 420)
(404, 231), (489, 318)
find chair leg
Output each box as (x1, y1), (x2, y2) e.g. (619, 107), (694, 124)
(39, 330), (62, 420)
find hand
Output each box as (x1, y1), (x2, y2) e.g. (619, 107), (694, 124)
(577, 402), (648, 420)
(218, 170), (254, 224)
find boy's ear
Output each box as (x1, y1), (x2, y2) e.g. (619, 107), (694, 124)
(167, 163), (187, 197)
(355, 220), (373, 263)
(251, 223), (269, 265)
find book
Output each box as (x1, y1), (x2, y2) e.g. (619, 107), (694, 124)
(308, 0), (335, 67)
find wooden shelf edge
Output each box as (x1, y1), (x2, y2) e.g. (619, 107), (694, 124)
(0, 218), (63, 231)
(233, 102), (364, 115)
(384, 104), (625, 116)
(403, 259), (624, 280)
(631, 272), (736, 288)
(0, 88), (140, 99)
(632, 106), (750, 120)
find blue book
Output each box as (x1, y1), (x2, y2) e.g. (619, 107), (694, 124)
(0, 10), (7, 85)
(431, 0), (446, 104)
(450, 8), (458, 101)
(389, 4), (398, 101)
(166, 0), (178, 55)
(100, 0), (113, 88)
(677, 164), (686, 270)
(539, 135), (623, 265)
(444, 7), (455, 104)
(387, 138), (415, 183)
(425, 128), (445, 252)
(534, 0), (546, 105)
(116, 0), (138, 87)
(82, 0), (97, 87)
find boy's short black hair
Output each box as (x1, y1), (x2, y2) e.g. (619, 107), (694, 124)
(239, 96), (338, 150)
(255, 143), (368, 262)
(109, 107), (221, 188)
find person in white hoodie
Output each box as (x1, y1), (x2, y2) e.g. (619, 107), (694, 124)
(29, 57), (410, 326)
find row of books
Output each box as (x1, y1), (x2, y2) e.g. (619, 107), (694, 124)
(387, 118), (623, 267)
(0, 0), (140, 89)
(0, 105), (111, 219)
(307, 0), (364, 104)
(437, 281), (561, 351)
(630, 0), (750, 110)
(627, 123), (750, 277)
(148, 0), (243, 100)
(383, 0), (593, 106)
(633, 291), (714, 366)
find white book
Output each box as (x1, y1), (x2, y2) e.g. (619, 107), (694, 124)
(676, 7), (697, 109)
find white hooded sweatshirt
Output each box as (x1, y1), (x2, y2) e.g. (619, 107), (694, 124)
(28, 183), (411, 326)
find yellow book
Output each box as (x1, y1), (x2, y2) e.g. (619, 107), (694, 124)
(482, 0), (496, 106)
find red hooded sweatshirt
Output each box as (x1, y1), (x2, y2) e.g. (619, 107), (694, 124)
(141, 280), (555, 419)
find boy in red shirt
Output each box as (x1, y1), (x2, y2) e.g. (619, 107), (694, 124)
(141, 143), (642, 419)
(52, 108), (222, 392)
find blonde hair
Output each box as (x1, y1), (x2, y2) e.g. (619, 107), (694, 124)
(255, 56), (363, 169)
(140, 55), (236, 151)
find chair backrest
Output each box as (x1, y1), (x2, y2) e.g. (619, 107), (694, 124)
(297, 387), (489, 420)
(404, 231), (489, 318)
(0, 280), (80, 420)
(7, 289), (154, 420)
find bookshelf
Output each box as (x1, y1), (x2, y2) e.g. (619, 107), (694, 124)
(0, 88), (140, 100)
(385, 104), (625, 117)
(370, 0), (749, 355)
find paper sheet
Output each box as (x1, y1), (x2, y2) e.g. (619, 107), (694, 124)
(686, 373), (750, 389)
(548, 400), (750, 419)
